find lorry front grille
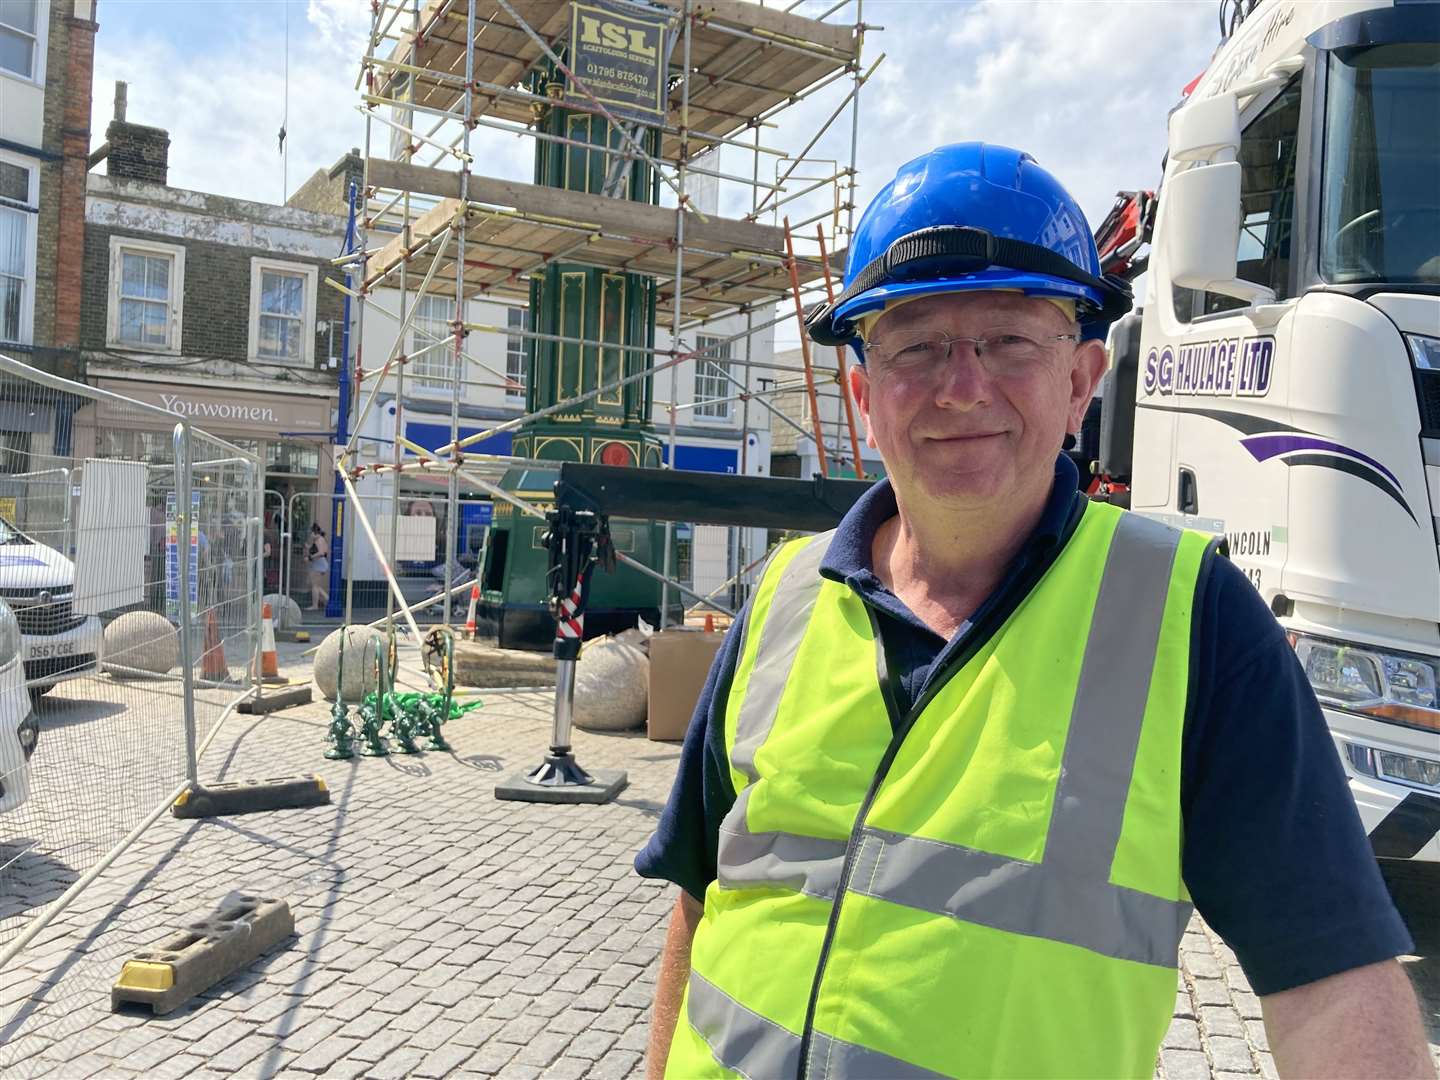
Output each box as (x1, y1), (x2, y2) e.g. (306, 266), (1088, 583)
(1418, 370), (1440, 438)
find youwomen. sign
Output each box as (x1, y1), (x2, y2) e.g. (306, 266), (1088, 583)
(566, 0), (668, 124)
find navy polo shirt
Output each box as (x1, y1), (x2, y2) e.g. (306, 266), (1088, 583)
(635, 455), (1414, 995)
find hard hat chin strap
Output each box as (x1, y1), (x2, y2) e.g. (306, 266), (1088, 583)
(806, 225), (1133, 347)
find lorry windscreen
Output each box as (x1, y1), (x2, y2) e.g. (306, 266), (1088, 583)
(1320, 43), (1440, 286)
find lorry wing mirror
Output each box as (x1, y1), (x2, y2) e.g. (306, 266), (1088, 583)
(1165, 162), (1277, 305)
(1169, 93), (1240, 163)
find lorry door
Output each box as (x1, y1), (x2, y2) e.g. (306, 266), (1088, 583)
(1157, 76), (1304, 601)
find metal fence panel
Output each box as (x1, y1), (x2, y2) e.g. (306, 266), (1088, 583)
(0, 356), (260, 1067)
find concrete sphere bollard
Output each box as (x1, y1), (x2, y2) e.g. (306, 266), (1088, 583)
(103, 611), (180, 678)
(573, 633), (648, 732)
(314, 625), (386, 702)
(263, 594), (303, 632)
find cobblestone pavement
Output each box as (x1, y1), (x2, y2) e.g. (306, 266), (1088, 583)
(0, 646), (1436, 1078)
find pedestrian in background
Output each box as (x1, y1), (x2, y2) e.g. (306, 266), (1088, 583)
(306, 523), (329, 612)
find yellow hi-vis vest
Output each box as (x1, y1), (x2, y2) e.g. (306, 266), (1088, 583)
(667, 501), (1216, 1079)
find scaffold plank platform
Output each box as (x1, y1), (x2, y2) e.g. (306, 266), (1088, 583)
(365, 160), (839, 321)
(382, 0), (860, 158)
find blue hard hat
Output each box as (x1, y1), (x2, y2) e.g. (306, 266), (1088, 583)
(806, 143), (1131, 351)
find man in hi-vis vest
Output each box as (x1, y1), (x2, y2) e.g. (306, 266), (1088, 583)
(636, 144), (1430, 1078)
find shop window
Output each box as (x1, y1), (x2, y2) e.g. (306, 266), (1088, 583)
(0, 0), (40, 81)
(108, 236), (185, 353)
(675, 524), (694, 588)
(1173, 78), (1301, 320)
(409, 294), (456, 392)
(505, 306), (528, 400)
(0, 155), (36, 345)
(249, 257), (318, 366)
(266, 440), (319, 477)
(94, 429), (176, 464)
(694, 335), (734, 420)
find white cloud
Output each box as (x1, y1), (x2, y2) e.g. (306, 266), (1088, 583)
(90, 0), (1220, 346)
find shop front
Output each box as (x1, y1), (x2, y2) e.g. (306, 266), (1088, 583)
(75, 375), (337, 600)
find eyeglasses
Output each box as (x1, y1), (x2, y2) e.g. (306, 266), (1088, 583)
(865, 329), (1080, 378)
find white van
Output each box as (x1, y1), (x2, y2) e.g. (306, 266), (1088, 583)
(0, 517), (103, 698)
(0, 598), (38, 812)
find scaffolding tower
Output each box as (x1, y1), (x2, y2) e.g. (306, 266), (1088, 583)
(339, 0), (878, 647)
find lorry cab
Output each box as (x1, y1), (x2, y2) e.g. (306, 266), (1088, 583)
(1103, 0), (1440, 943)
(0, 516), (103, 698)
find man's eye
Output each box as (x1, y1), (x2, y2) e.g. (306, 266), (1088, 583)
(990, 334), (1031, 348)
(895, 341), (940, 360)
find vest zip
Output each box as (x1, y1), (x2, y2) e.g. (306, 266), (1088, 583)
(792, 500), (1086, 1079)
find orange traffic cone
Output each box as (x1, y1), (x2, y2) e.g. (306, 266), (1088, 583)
(703, 611), (715, 633)
(202, 610), (231, 683)
(253, 602), (283, 684)
(464, 581), (480, 639)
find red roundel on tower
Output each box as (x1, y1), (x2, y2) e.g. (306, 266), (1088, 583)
(598, 442), (634, 467)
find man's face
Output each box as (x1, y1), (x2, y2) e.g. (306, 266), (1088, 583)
(850, 290), (1105, 512)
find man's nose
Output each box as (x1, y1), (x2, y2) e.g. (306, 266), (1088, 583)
(933, 340), (989, 408)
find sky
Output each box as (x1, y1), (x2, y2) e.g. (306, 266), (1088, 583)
(89, 0), (1224, 339)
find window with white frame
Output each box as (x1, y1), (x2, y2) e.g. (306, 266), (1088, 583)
(249, 258), (317, 365)
(693, 335), (734, 420)
(108, 236), (185, 353)
(0, 157), (37, 346)
(0, 0), (40, 81)
(409, 293), (456, 392)
(505, 306), (528, 399)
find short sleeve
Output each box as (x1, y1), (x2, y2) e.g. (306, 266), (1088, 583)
(1180, 556), (1414, 995)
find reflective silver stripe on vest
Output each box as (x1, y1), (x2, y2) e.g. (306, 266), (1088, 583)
(845, 827), (1191, 968)
(719, 786), (849, 900)
(688, 972), (940, 1080)
(1045, 510), (1181, 878)
(843, 511), (1191, 968)
(808, 1031), (949, 1080)
(718, 535), (847, 900)
(731, 534), (833, 784)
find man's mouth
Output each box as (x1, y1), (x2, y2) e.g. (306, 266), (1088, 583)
(926, 432), (1004, 444)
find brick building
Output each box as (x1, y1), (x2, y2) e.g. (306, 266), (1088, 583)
(77, 91), (350, 595)
(1, 0), (98, 377)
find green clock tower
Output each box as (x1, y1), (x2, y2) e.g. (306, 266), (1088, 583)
(483, 54), (676, 648)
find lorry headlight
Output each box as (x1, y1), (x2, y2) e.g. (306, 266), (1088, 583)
(1406, 333), (1440, 369)
(1292, 634), (1439, 731)
(0, 604), (20, 672)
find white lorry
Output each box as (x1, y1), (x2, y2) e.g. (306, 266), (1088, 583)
(1097, 0), (1440, 947)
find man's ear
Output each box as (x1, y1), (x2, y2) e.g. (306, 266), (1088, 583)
(1067, 340), (1107, 433)
(849, 363), (878, 449)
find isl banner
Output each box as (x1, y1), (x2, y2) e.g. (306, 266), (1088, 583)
(566, 0), (668, 125)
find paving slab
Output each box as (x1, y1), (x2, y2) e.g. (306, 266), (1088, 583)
(0, 644), (1436, 1079)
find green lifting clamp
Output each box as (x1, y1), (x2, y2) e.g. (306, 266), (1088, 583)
(356, 636), (390, 757)
(323, 626), (356, 760)
(419, 628), (457, 752)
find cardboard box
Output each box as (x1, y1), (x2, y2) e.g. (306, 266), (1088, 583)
(647, 629), (724, 741)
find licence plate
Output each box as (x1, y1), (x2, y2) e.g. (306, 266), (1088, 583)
(27, 641), (78, 660)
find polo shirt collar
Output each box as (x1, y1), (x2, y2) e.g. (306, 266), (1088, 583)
(819, 453), (1083, 587)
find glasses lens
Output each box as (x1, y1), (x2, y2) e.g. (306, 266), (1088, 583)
(980, 333), (1049, 371)
(869, 331), (948, 372)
